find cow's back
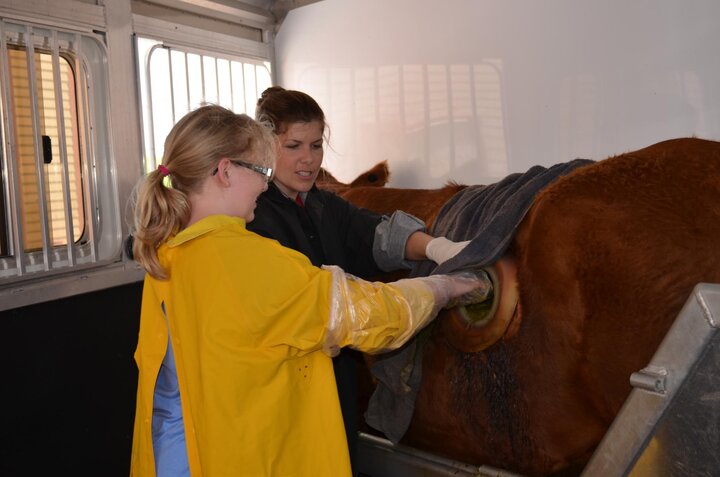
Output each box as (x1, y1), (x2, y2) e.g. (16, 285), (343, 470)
(506, 137), (720, 471)
(404, 138), (720, 476)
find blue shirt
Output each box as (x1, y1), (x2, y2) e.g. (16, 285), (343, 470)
(152, 303), (190, 477)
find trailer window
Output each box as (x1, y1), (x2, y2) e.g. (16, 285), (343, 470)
(136, 37), (272, 171)
(5, 47), (84, 252)
(0, 19), (118, 280)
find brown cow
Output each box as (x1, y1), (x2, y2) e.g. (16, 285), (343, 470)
(315, 160), (390, 194)
(324, 137), (720, 476)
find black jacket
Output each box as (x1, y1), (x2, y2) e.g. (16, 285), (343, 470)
(248, 182), (384, 280)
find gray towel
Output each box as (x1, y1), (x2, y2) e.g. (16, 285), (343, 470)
(365, 159), (594, 443)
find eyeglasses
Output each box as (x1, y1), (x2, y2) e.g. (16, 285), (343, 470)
(213, 159), (273, 182)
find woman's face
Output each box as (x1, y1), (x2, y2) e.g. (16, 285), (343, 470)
(273, 120), (324, 197)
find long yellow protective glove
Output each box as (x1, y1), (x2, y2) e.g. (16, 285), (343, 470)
(322, 265), (490, 356)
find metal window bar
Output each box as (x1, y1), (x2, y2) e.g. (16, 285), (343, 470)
(145, 43), (159, 169)
(73, 32), (98, 263)
(200, 53), (206, 103)
(0, 20), (26, 275)
(243, 62), (253, 113)
(167, 46), (175, 125)
(228, 58), (235, 111)
(0, 24), (8, 256)
(253, 63), (260, 113)
(23, 25), (53, 271)
(236, 61), (246, 115)
(50, 30), (76, 266)
(214, 56), (220, 106)
(187, 51), (191, 121)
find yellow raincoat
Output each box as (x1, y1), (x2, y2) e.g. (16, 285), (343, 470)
(130, 215), (435, 477)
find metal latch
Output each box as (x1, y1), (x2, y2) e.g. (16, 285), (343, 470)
(629, 365), (667, 394)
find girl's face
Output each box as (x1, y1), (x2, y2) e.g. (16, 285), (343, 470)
(272, 120), (324, 198)
(228, 158), (270, 222)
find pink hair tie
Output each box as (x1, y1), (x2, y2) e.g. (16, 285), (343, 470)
(158, 165), (170, 177)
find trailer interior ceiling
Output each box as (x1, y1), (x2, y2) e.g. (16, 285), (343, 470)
(134, 0), (324, 29)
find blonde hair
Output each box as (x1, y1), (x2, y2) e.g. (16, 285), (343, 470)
(132, 104), (276, 280)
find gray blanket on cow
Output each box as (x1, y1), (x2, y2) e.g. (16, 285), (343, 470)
(365, 158), (594, 443)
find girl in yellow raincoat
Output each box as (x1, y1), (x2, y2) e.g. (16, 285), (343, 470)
(129, 104), (482, 477)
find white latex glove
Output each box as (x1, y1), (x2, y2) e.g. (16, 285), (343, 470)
(425, 236), (471, 265)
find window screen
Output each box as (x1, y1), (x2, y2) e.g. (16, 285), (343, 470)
(136, 37), (272, 171)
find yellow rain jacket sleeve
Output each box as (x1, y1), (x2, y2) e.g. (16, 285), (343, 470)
(130, 215), (440, 477)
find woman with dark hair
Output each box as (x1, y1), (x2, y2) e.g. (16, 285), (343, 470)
(249, 86), (470, 472)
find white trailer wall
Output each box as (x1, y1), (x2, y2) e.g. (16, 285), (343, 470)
(275, 0), (720, 188)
